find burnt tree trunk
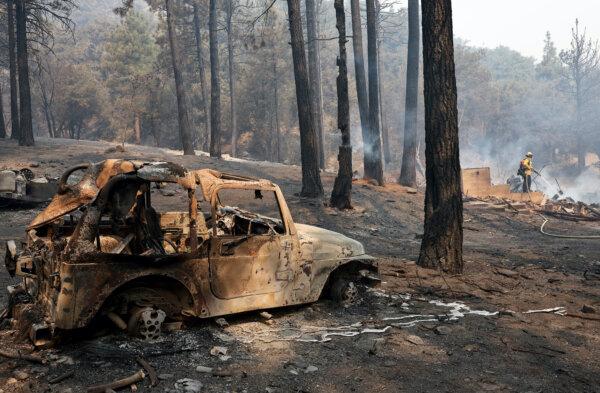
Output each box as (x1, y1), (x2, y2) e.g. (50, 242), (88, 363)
(209, 0), (222, 157)
(225, 0), (238, 157)
(377, 41), (391, 163)
(418, 0), (463, 274)
(193, 2), (210, 151)
(165, 0), (195, 155)
(16, 0), (34, 146)
(306, 0), (325, 168)
(134, 112), (141, 144)
(350, 0), (370, 175)
(365, 0), (384, 184)
(399, 0), (420, 187)
(7, 0), (19, 140)
(286, 0), (323, 197)
(272, 50), (281, 163)
(330, 0), (352, 209)
(0, 83), (6, 138)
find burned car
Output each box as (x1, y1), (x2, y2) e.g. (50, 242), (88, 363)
(4, 160), (378, 345)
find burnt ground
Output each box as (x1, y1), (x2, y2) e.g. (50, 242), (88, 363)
(0, 137), (599, 393)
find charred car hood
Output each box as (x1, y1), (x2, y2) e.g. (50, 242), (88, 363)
(295, 223), (371, 261)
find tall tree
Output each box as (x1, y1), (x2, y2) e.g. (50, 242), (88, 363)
(209, 0), (221, 157)
(192, 1), (210, 151)
(165, 0), (195, 155)
(7, 0), (19, 140)
(286, 0), (323, 197)
(0, 83), (6, 138)
(350, 0), (370, 177)
(418, 0), (463, 274)
(399, 0), (420, 187)
(305, 0), (325, 168)
(16, 0), (34, 146)
(225, 0), (238, 157)
(365, 0), (384, 184)
(559, 19), (600, 172)
(330, 0), (352, 209)
(271, 49), (281, 162)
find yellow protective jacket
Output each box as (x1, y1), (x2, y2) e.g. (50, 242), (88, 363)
(521, 158), (533, 176)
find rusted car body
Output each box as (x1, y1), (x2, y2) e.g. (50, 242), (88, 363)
(4, 160), (377, 344)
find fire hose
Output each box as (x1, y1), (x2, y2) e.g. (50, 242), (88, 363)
(538, 214), (600, 239)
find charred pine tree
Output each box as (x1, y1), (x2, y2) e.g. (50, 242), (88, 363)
(225, 0), (238, 157)
(7, 0), (19, 140)
(418, 0), (463, 274)
(365, 0), (384, 185)
(271, 50), (282, 163)
(165, 0), (195, 155)
(209, 0), (222, 158)
(330, 0), (352, 209)
(350, 0), (370, 175)
(306, 0), (325, 168)
(286, 0), (323, 197)
(0, 83), (6, 138)
(399, 0), (420, 187)
(16, 0), (34, 146)
(192, 2), (210, 151)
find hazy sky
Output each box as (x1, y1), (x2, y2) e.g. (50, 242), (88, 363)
(451, 0), (600, 61)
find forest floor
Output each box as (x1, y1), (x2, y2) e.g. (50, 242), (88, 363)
(0, 138), (599, 393)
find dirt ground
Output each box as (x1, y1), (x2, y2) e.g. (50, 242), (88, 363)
(0, 138), (599, 393)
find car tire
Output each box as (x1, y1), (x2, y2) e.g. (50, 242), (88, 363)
(329, 276), (360, 304)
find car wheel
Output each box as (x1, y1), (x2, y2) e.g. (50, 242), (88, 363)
(329, 276), (360, 304)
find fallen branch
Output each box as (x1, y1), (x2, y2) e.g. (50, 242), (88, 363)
(0, 349), (45, 364)
(48, 370), (74, 384)
(511, 347), (556, 357)
(136, 357), (158, 387)
(565, 312), (600, 322)
(86, 370), (145, 393)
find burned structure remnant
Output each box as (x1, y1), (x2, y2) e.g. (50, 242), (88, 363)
(3, 160), (378, 345)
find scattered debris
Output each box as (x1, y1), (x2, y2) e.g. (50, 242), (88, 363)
(173, 378), (203, 392)
(523, 307), (566, 315)
(259, 311), (273, 320)
(0, 349), (45, 364)
(136, 357), (158, 387)
(86, 370), (145, 393)
(215, 318), (229, 328)
(48, 370), (74, 384)
(405, 335), (425, 345)
(195, 366), (213, 373)
(210, 346), (228, 357)
(304, 365), (318, 373)
(581, 305), (596, 314)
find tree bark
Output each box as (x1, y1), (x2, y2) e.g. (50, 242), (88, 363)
(7, 0), (19, 141)
(192, 2), (210, 151)
(134, 112), (141, 144)
(272, 50), (281, 163)
(165, 0), (195, 155)
(225, 0), (238, 157)
(418, 0), (463, 274)
(286, 0), (323, 197)
(16, 0), (34, 146)
(350, 0), (370, 176)
(0, 83), (6, 138)
(330, 0), (352, 209)
(377, 40), (391, 163)
(209, 0), (222, 158)
(399, 0), (420, 187)
(365, 0), (384, 184)
(306, 0), (325, 168)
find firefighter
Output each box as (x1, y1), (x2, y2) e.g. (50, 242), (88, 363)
(519, 152), (534, 192)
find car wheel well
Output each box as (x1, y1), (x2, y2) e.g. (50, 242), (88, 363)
(98, 275), (195, 320)
(321, 259), (378, 300)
